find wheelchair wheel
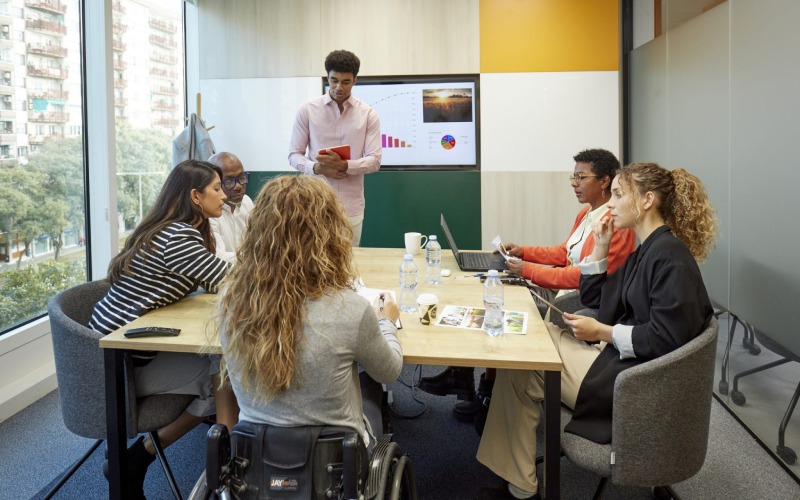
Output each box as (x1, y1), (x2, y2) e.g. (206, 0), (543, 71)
(389, 454), (419, 500)
(365, 437), (419, 500)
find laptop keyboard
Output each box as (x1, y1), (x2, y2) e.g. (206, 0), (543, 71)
(462, 252), (494, 269)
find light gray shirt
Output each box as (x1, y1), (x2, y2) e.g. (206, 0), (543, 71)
(221, 289), (402, 446)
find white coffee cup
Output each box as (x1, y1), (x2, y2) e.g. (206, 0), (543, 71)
(417, 293), (439, 325)
(404, 232), (428, 256)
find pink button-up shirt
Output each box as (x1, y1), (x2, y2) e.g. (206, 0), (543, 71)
(288, 93), (382, 216)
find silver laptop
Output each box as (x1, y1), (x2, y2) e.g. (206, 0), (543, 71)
(440, 214), (508, 272)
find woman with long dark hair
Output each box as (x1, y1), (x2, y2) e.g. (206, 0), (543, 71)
(90, 159), (238, 498)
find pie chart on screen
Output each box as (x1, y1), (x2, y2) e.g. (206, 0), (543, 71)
(441, 135), (456, 150)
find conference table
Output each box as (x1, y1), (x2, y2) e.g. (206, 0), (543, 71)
(100, 247), (563, 499)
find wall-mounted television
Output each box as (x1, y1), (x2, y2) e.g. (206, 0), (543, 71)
(323, 74), (480, 171)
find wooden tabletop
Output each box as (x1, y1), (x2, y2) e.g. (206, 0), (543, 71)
(100, 247), (562, 371)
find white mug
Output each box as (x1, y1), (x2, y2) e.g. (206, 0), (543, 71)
(404, 232), (428, 256)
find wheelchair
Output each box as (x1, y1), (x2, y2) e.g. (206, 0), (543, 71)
(188, 421), (419, 500)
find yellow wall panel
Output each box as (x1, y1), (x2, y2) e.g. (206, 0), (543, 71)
(480, 0), (619, 72)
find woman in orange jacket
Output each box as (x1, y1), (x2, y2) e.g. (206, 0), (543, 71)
(419, 148), (637, 424)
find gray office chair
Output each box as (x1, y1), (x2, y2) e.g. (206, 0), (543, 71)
(45, 280), (194, 500)
(558, 317), (719, 499)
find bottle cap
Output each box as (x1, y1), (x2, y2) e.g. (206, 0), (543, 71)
(404, 253), (413, 260)
(488, 269), (499, 277)
(429, 235), (437, 240)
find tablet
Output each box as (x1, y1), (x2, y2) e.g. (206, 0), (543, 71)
(318, 144), (351, 160)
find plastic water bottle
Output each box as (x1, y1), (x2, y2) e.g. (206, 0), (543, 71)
(483, 270), (504, 336)
(399, 253), (418, 312)
(425, 235), (441, 284)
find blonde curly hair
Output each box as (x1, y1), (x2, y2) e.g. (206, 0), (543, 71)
(617, 163), (718, 261)
(217, 175), (357, 398)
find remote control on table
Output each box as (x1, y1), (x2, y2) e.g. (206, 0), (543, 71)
(124, 327), (182, 338)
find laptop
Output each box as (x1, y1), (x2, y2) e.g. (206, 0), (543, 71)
(440, 214), (508, 272)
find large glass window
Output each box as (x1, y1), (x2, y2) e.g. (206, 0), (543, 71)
(113, 0), (183, 233)
(0, 0), (186, 335)
(0, 0), (86, 333)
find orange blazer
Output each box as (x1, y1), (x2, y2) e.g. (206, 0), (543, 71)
(519, 206), (636, 289)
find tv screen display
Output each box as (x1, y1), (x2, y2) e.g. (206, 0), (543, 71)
(323, 75), (480, 170)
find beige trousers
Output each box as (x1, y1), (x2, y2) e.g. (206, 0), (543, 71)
(476, 322), (603, 493)
(349, 213), (364, 247)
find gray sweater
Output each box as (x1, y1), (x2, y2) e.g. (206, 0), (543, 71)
(221, 289), (402, 446)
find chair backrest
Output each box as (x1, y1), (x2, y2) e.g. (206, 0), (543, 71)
(611, 316), (719, 486)
(216, 420), (368, 500)
(47, 280), (111, 439)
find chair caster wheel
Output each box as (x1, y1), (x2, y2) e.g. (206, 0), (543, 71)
(748, 344), (761, 355)
(718, 380), (728, 395)
(730, 390), (746, 405)
(777, 445), (797, 465)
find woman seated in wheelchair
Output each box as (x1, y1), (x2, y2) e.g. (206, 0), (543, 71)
(475, 163), (717, 500)
(89, 159), (239, 498)
(217, 175), (403, 452)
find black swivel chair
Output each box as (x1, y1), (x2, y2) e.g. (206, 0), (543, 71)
(729, 328), (800, 464)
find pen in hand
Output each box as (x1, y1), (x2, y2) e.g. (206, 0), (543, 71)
(378, 294), (385, 311)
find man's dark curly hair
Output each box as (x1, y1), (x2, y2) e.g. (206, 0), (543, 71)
(573, 148), (621, 181)
(324, 50), (361, 77)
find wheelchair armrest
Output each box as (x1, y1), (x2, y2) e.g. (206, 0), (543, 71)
(206, 424), (231, 492)
(342, 433), (360, 500)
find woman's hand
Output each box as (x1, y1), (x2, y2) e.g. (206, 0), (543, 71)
(506, 257), (524, 275)
(591, 216), (614, 247)
(501, 243), (523, 258)
(374, 293), (400, 322)
(562, 313), (612, 343)
(587, 216), (613, 262)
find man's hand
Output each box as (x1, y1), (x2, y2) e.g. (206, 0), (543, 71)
(314, 150), (348, 179)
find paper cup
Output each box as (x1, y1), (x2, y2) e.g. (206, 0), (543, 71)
(417, 293), (439, 325)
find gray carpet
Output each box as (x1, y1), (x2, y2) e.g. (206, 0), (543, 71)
(1, 365), (798, 499)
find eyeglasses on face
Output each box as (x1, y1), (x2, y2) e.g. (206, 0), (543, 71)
(569, 173), (598, 183)
(221, 172), (249, 189)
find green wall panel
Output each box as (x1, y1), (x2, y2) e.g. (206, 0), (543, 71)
(246, 171), (481, 250)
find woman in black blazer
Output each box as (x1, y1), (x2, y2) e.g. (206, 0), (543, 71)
(562, 162), (717, 442)
(476, 162), (717, 500)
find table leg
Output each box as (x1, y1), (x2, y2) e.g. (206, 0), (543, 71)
(104, 348), (130, 499)
(543, 370), (561, 500)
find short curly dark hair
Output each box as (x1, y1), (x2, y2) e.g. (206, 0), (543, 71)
(324, 50), (361, 77)
(573, 148), (621, 181)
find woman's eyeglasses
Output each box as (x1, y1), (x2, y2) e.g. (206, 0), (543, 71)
(569, 173), (598, 183)
(222, 172), (250, 189)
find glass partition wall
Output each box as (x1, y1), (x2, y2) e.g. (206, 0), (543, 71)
(625, 0), (800, 478)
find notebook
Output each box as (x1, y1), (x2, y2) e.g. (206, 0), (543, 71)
(440, 214), (508, 272)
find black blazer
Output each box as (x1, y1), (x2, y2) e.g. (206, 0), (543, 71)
(564, 226), (713, 443)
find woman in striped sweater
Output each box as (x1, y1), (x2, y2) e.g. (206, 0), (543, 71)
(90, 159), (238, 499)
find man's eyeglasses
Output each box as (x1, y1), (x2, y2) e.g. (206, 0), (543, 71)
(222, 172), (249, 189)
(569, 173), (598, 183)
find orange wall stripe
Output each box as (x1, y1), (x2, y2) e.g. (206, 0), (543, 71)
(480, 0), (619, 73)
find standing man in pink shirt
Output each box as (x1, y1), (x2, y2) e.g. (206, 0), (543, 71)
(289, 50), (382, 247)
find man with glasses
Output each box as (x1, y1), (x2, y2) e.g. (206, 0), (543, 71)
(208, 152), (254, 262)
